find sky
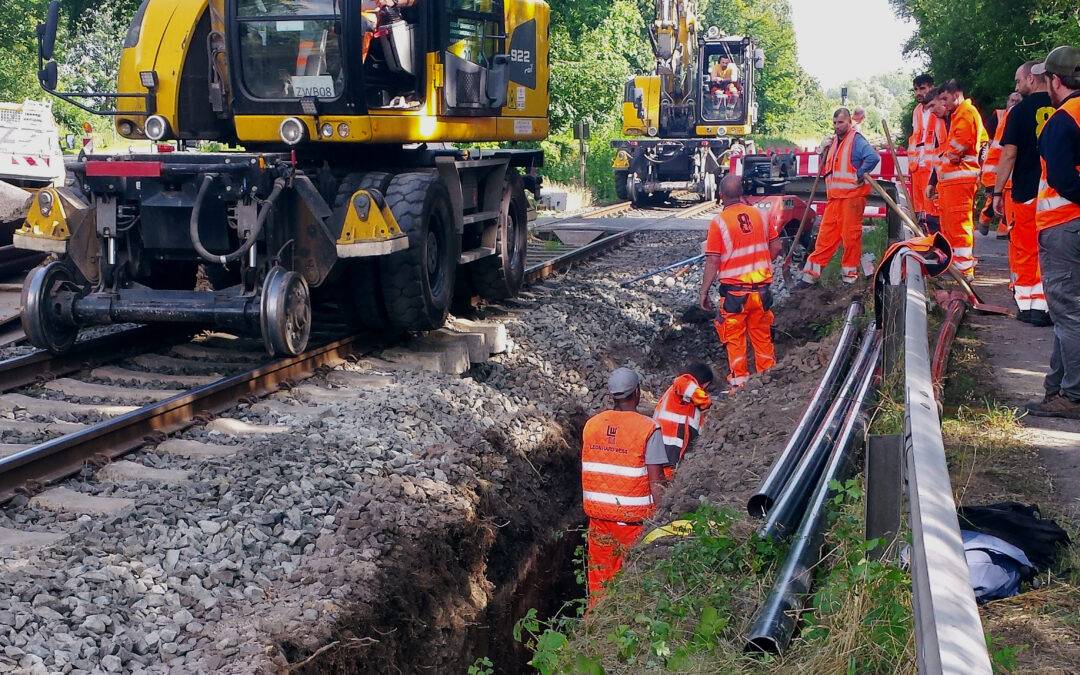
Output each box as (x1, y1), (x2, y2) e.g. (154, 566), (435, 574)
(789, 0), (921, 88)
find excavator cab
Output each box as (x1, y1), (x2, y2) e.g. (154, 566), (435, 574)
(697, 35), (758, 131)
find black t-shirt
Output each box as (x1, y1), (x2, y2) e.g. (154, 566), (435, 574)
(1001, 91), (1055, 202)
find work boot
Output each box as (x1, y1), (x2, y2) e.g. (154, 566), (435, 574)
(1016, 310), (1031, 324)
(1028, 310), (1053, 327)
(1026, 394), (1080, 419)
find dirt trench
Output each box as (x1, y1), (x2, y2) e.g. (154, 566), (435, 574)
(281, 419), (588, 674)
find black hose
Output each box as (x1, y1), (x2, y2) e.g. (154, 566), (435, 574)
(189, 175), (284, 265)
(745, 329), (881, 654)
(747, 301), (863, 517)
(757, 321), (871, 541)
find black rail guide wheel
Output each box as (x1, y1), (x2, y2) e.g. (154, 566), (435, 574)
(22, 261), (79, 354)
(260, 266), (311, 356)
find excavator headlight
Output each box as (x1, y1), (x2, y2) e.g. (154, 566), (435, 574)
(139, 71), (158, 89)
(144, 115), (170, 141)
(320, 123), (334, 138)
(647, 127), (658, 137)
(118, 120), (135, 137)
(337, 123), (350, 138)
(37, 190), (54, 217)
(279, 117), (307, 146)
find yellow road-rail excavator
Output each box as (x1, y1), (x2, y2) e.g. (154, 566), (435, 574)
(612, 0), (763, 205)
(18, 0), (549, 355)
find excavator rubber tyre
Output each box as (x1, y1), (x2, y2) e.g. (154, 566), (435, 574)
(22, 261), (79, 354)
(469, 181), (528, 301)
(260, 266), (312, 357)
(378, 172), (459, 332)
(614, 171), (630, 201)
(335, 171), (395, 331)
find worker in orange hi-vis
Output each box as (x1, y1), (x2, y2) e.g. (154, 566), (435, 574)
(700, 175), (783, 390)
(653, 362), (714, 480)
(993, 60), (1056, 327)
(908, 74), (947, 231)
(798, 107), (881, 287)
(927, 79), (988, 279)
(979, 93), (1022, 238)
(581, 367), (668, 606)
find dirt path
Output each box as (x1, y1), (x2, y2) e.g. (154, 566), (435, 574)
(969, 231), (1080, 520)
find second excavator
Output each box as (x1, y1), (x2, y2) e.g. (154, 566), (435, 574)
(612, 0), (763, 205)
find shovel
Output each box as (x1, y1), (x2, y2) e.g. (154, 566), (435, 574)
(780, 171), (822, 285)
(866, 176), (1014, 317)
(881, 119), (916, 210)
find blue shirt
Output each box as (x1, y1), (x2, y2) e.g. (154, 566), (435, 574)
(849, 132), (881, 179)
(1039, 91), (1080, 207)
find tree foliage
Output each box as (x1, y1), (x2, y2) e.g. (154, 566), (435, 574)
(891, 0), (1080, 110)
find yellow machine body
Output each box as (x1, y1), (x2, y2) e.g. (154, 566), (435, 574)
(113, 0), (550, 144)
(621, 75), (661, 137)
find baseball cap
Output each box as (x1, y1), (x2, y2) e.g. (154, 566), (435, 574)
(608, 367), (640, 399)
(1032, 46), (1080, 77)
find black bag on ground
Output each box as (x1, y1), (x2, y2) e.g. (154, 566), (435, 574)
(957, 501), (1070, 572)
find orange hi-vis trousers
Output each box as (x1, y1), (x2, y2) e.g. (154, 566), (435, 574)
(912, 167), (932, 215)
(587, 518), (644, 606)
(1009, 198), (1048, 312)
(714, 291), (776, 387)
(801, 195), (868, 284)
(938, 181), (977, 279)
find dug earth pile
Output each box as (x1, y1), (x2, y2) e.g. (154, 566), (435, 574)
(0, 232), (855, 674)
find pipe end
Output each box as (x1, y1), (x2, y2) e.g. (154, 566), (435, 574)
(746, 495), (772, 518)
(745, 636), (782, 655)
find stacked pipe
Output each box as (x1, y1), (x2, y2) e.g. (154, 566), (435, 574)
(745, 329), (881, 652)
(741, 299), (882, 654)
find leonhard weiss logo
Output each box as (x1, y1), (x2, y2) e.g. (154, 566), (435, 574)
(606, 425), (618, 439)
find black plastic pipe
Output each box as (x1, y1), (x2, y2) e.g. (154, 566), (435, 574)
(756, 317), (871, 540)
(745, 330), (881, 654)
(747, 301), (863, 517)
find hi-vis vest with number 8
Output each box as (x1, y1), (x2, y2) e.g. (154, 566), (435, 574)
(710, 205), (774, 286)
(581, 410), (659, 523)
(1037, 96), (1080, 231)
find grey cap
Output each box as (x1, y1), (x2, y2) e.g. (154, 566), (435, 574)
(608, 367), (640, 399)
(1032, 45), (1080, 77)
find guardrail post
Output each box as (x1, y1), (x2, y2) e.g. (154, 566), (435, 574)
(865, 433), (902, 559)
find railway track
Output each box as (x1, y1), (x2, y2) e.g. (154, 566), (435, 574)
(525, 198), (715, 283)
(0, 199), (715, 505)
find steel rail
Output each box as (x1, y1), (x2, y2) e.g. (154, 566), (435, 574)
(0, 334), (361, 504)
(899, 257), (992, 674)
(0, 324), (178, 393)
(525, 200), (715, 284)
(745, 328), (881, 654)
(747, 300), (863, 517)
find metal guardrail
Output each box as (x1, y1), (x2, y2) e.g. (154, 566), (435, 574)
(893, 254), (992, 674)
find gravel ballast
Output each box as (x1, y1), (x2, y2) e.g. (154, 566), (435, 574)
(0, 230), (855, 673)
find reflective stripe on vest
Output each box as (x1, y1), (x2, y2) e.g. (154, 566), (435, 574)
(1036, 97), (1080, 231)
(938, 99), (985, 186)
(712, 205), (774, 285)
(825, 131), (871, 199)
(653, 375), (711, 460)
(581, 410), (658, 522)
(982, 108), (1009, 188)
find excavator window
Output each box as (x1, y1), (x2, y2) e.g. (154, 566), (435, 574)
(701, 44), (747, 124)
(235, 0), (344, 100)
(447, 0), (502, 65)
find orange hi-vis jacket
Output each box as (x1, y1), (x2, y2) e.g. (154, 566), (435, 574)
(708, 204), (775, 286)
(581, 410), (660, 523)
(824, 131), (872, 199)
(909, 103), (947, 171)
(1037, 96), (1080, 232)
(981, 108), (1012, 189)
(938, 98), (987, 186)
(654, 374), (712, 461)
